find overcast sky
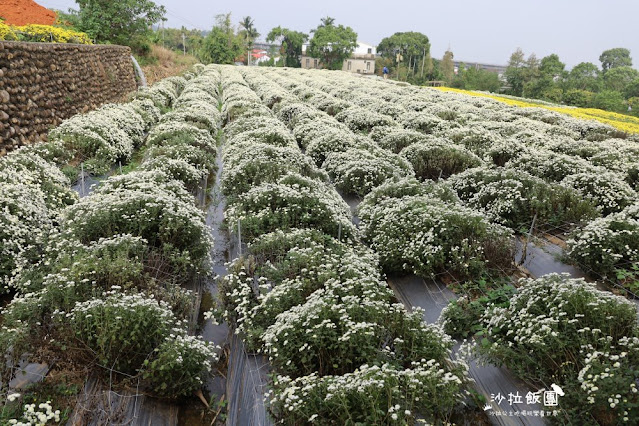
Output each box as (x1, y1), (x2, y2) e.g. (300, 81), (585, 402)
(38, 0), (637, 68)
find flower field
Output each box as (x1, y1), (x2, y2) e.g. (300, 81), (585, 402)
(1, 63), (639, 424)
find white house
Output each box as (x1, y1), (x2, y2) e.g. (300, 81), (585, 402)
(300, 41), (376, 74)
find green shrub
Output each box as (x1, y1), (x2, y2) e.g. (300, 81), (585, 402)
(450, 166), (600, 231)
(400, 142), (482, 181)
(359, 195), (514, 279)
(478, 274), (638, 423)
(142, 334), (218, 398)
(323, 148), (413, 196)
(225, 174), (355, 243)
(67, 293), (176, 374)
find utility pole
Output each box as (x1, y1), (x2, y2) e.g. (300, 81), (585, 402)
(182, 33), (186, 55)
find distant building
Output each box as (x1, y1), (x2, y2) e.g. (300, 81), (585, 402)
(453, 60), (507, 78)
(343, 42), (376, 75)
(301, 41), (376, 74)
(251, 49), (271, 65)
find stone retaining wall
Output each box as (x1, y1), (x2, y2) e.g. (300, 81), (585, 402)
(0, 41), (137, 154)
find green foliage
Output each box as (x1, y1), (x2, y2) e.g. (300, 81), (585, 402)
(600, 47), (632, 72)
(308, 18), (357, 70)
(603, 66), (639, 93)
(377, 31), (430, 65)
(452, 66), (501, 92)
(440, 280), (516, 339)
(151, 26), (204, 56)
(563, 88), (594, 107)
(200, 13), (243, 64)
(566, 61), (601, 92)
(73, 0), (166, 52)
(266, 27), (308, 68)
(592, 90), (627, 112)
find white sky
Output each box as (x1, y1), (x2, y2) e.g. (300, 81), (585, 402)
(37, 0), (637, 68)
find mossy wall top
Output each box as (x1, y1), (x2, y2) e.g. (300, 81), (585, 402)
(0, 41), (137, 155)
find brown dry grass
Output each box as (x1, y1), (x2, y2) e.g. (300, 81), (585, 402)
(141, 45), (199, 86)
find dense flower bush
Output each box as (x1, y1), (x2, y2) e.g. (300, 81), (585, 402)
(359, 194), (514, 278)
(0, 183), (53, 291)
(566, 203), (639, 279)
(146, 121), (216, 154)
(142, 333), (218, 398)
(357, 177), (460, 211)
(225, 173), (355, 242)
(400, 141), (482, 181)
(561, 171), (637, 215)
(66, 292), (177, 374)
(506, 150), (600, 182)
(478, 274), (638, 423)
(268, 359), (468, 425)
(222, 142), (327, 195)
(449, 166), (599, 231)
(323, 147), (413, 196)
(335, 106), (396, 133)
(62, 185), (212, 276)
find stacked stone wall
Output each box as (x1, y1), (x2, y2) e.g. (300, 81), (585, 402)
(0, 41), (137, 154)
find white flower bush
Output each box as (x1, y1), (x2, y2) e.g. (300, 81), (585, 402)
(566, 203), (639, 279)
(323, 147), (413, 196)
(371, 128), (432, 154)
(8, 400), (61, 426)
(225, 173), (355, 243)
(561, 171), (637, 215)
(478, 273), (638, 423)
(268, 359), (468, 425)
(449, 166), (599, 231)
(62, 186), (213, 272)
(146, 121), (216, 154)
(359, 194), (514, 278)
(0, 183), (53, 292)
(335, 106), (397, 133)
(222, 141), (327, 195)
(506, 149), (601, 182)
(0, 150), (77, 211)
(400, 141), (482, 181)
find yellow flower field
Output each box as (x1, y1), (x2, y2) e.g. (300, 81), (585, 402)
(434, 87), (639, 135)
(0, 23), (91, 45)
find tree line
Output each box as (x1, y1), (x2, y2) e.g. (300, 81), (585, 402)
(504, 47), (638, 113)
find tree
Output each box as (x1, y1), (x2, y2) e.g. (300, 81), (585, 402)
(308, 18), (357, 70)
(566, 62), (600, 91)
(454, 66), (501, 92)
(377, 32), (430, 69)
(151, 26), (204, 55)
(266, 26), (308, 67)
(592, 90), (626, 112)
(200, 13), (243, 65)
(603, 66), (639, 92)
(73, 0), (166, 52)
(504, 48), (526, 96)
(539, 54), (565, 79)
(440, 50), (455, 84)
(523, 53), (565, 100)
(599, 48), (632, 72)
(239, 16), (260, 65)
